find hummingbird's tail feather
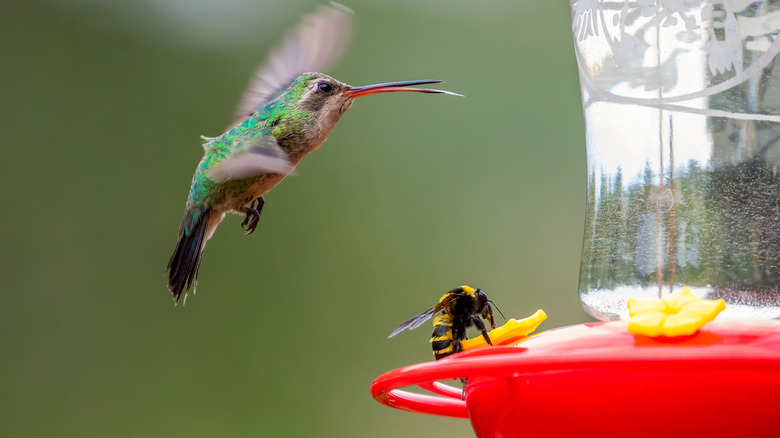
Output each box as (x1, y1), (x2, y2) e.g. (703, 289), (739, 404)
(167, 208), (211, 303)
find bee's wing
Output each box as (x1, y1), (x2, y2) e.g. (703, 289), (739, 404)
(387, 307), (436, 338)
(431, 292), (459, 314)
(231, 4), (353, 126)
(207, 136), (295, 182)
(388, 292), (464, 338)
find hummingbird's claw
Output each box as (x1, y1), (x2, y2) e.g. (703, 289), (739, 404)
(241, 197), (265, 235)
(242, 215), (259, 234)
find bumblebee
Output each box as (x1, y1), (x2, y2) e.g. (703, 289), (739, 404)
(388, 286), (498, 359)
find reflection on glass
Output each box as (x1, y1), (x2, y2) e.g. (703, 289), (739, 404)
(570, 0), (780, 320)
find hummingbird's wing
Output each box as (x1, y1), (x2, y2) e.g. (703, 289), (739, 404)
(232, 4), (353, 126)
(207, 136), (294, 182)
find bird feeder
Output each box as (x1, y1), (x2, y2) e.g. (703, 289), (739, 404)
(372, 1), (780, 436)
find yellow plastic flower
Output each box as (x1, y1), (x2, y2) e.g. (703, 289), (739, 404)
(627, 286), (725, 337)
(460, 309), (547, 351)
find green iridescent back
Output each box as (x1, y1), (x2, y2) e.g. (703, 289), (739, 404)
(187, 75), (313, 207)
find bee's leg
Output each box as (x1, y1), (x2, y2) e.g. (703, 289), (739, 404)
(452, 341), (468, 392)
(240, 196), (265, 235)
(472, 316), (492, 345)
(453, 340), (463, 355)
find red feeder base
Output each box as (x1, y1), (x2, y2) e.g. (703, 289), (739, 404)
(371, 322), (780, 437)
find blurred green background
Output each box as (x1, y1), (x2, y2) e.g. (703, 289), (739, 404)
(1, 0), (587, 436)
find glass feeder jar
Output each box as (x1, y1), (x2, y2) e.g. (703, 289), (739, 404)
(571, 0), (780, 320)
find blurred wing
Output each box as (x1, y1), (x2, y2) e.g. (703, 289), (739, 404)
(207, 136), (294, 182)
(388, 307), (436, 338)
(232, 4), (353, 125)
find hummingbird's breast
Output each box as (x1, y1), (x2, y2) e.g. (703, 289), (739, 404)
(299, 113), (343, 153)
(218, 172), (288, 213)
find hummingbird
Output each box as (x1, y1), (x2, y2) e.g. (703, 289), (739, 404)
(166, 4), (461, 303)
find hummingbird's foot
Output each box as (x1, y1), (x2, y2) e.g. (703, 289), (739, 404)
(241, 196), (265, 235)
(241, 209), (260, 234)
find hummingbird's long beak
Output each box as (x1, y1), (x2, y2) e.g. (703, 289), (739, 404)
(343, 79), (463, 98)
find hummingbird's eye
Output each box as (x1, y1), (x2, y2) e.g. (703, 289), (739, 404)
(317, 82), (333, 93)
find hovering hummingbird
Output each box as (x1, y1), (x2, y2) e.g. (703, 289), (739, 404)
(166, 4), (461, 303)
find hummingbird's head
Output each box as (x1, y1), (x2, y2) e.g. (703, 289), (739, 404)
(294, 72), (354, 126)
(290, 72), (461, 147)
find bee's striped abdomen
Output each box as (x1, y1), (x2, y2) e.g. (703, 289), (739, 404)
(431, 313), (458, 360)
